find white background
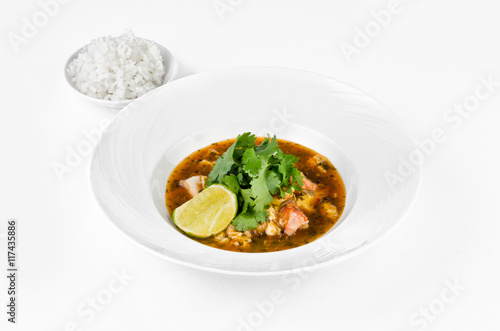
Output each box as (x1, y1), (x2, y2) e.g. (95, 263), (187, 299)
(1, 0), (500, 330)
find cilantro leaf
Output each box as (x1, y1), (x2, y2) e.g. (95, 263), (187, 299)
(240, 188), (253, 214)
(277, 153), (294, 182)
(265, 170), (281, 195)
(233, 132), (256, 160)
(237, 172), (250, 187)
(250, 178), (274, 211)
(222, 174), (240, 194)
(232, 209), (268, 231)
(249, 159), (275, 211)
(241, 148), (261, 177)
(290, 167), (303, 191)
(208, 142), (236, 183)
(255, 135), (279, 157)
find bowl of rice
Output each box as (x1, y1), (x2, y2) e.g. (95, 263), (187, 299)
(65, 31), (178, 109)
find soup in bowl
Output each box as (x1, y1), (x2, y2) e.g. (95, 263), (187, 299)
(164, 133), (348, 252)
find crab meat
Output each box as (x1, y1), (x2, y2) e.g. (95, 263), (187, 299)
(300, 172), (317, 191)
(179, 175), (207, 198)
(278, 199), (309, 236)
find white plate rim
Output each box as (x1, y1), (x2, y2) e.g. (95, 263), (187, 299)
(89, 66), (423, 277)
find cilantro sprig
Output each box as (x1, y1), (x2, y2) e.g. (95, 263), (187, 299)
(206, 132), (303, 231)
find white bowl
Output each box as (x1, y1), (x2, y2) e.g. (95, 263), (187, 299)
(64, 38), (178, 109)
(90, 67), (422, 276)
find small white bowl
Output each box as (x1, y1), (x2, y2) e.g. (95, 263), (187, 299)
(64, 38), (178, 109)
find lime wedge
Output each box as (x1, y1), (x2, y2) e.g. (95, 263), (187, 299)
(172, 184), (237, 238)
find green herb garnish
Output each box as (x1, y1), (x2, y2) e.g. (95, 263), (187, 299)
(206, 132), (303, 231)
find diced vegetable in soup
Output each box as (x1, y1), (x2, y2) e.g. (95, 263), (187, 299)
(165, 133), (345, 252)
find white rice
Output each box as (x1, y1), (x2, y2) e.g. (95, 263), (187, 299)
(67, 31), (166, 101)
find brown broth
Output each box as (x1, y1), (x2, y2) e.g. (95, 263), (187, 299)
(165, 138), (346, 252)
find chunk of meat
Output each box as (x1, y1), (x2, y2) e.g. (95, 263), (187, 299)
(307, 155), (330, 174)
(300, 172), (317, 191)
(222, 224), (252, 246)
(296, 192), (316, 213)
(200, 159), (215, 168)
(254, 221), (268, 235)
(254, 206), (283, 236)
(207, 149), (220, 161)
(321, 202), (338, 220)
(179, 175), (207, 198)
(267, 205), (277, 222)
(278, 199), (309, 236)
(265, 221), (281, 236)
(272, 192), (294, 207)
